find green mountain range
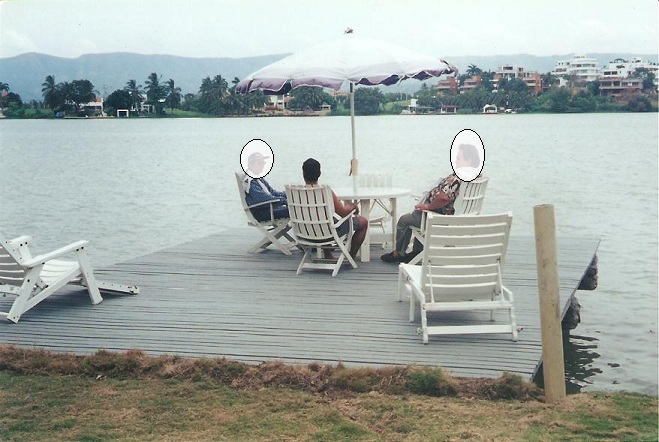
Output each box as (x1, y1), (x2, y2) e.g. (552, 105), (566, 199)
(1, 52), (656, 101)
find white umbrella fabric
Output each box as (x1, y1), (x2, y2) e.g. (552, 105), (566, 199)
(236, 32), (457, 175)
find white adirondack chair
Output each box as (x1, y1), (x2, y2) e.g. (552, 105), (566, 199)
(408, 176), (489, 265)
(398, 212), (518, 343)
(0, 235), (139, 323)
(285, 184), (358, 277)
(235, 172), (296, 255)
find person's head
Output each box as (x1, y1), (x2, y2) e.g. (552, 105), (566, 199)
(302, 158), (321, 183)
(248, 152), (270, 174)
(456, 144), (480, 169)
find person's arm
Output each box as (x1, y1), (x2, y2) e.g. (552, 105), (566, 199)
(414, 177), (460, 211)
(332, 191), (359, 217)
(415, 193), (450, 212)
(263, 179), (287, 199)
(246, 179), (281, 207)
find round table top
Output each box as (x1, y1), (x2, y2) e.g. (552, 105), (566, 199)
(333, 186), (412, 200)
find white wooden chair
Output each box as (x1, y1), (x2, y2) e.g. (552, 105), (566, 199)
(235, 172), (296, 256)
(0, 235), (139, 323)
(358, 172), (393, 246)
(408, 176), (489, 265)
(285, 184), (358, 277)
(398, 212), (517, 343)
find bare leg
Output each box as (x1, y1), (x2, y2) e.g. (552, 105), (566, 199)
(350, 216), (368, 257)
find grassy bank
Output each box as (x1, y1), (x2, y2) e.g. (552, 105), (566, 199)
(0, 346), (656, 441)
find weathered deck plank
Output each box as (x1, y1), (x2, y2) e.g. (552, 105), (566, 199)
(0, 229), (599, 380)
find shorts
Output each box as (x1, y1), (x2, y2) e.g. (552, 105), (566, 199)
(337, 216), (362, 236)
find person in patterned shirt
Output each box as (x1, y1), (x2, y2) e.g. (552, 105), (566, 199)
(381, 173), (461, 263)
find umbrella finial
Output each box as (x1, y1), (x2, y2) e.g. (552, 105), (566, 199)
(344, 27), (353, 34)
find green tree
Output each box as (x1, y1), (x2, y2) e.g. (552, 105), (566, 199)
(41, 75), (61, 111)
(466, 64), (483, 77)
(198, 74), (229, 115)
(164, 79), (182, 110)
(457, 86), (492, 112)
(415, 83), (441, 109)
(124, 79), (144, 112)
(145, 72), (166, 114)
(480, 71), (495, 92)
(541, 72), (559, 90)
(495, 78), (532, 110)
(548, 87), (572, 113)
(104, 89), (132, 116)
(586, 80), (600, 96)
(625, 94), (652, 112)
(289, 86), (332, 110)
(631, 68), (657, 93)
(354, 87), (384, 115)
(244, 90), (268, 115)
(68, 79), (96, 115)
(570, 90), (596, 112)
(0, 82), (9, 93)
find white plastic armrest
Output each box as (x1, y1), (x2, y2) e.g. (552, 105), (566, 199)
(6, 235), (33, 245)
(22, 240), (90, 268)
(247, 198), (280, 209)
(333, 208), (356, 228)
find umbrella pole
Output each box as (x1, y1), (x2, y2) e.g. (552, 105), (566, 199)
(350, 82), (358, 176)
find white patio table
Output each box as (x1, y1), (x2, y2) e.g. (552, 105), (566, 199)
(332, 186), (411, 262)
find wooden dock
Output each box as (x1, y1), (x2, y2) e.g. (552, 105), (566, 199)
(0, 229), (599, 380)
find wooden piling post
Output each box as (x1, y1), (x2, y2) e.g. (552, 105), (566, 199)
(534, 204), (566, 403)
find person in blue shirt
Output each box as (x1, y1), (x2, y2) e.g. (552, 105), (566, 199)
(242, 152), (289, 222)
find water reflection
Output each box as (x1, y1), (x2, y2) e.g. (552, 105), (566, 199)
(534, 333), (603, 394)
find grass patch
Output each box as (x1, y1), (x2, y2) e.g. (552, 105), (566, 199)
(0, 346), (656, 441)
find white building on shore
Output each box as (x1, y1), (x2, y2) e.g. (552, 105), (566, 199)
(601, 57), (658, 86)
(552, 54), (602, 85)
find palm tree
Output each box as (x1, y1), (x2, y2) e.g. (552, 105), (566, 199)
(124, 79), (144, 112)
(466, 64), (483, 77)
(41, 75), (59, 110)
(164, 79), (182, 110)
(144, 72), (166, 114)
(0, 82), (9, 93)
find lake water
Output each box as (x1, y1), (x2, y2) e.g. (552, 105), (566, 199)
(1, 113), (657, 396)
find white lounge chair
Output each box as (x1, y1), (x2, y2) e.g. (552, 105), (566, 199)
(408, 176), (489, 265)
(398, 212), (518, 343)
(0, 235), (139, 323)
(235, 172), (296, 255)
(285, 184), (358, 277)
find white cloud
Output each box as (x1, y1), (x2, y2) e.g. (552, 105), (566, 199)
(0, 30), (37, 57)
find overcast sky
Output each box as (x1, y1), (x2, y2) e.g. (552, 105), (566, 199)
(1, 0), (657, 59)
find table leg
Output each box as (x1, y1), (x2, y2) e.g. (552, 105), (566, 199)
(390, 197), (398, 246)
(359, 199), (370, 262)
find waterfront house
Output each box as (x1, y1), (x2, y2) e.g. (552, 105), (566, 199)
(552, 55), (602, 86)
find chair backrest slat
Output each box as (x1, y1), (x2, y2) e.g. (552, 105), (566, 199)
(420, 212), (512, 302)
(454, 176), (489, 215)
(286, 185), (338, 243)
(0, 238), (28, 286)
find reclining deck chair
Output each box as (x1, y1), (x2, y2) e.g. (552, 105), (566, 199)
(0, 235), (139, 323)
(398, 212), (517, 343)
(235, 172), (296, 255)
(285, 184), (358, 277)
(408, 176), (489, 265)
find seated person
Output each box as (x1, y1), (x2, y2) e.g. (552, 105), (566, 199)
(243, 152), (288, 222)
(302, 158), (368, 259)
(381, 172), (461, 263)
(453, 143), (481, 182)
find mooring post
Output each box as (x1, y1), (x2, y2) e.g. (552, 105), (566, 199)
(534, 204), (567, 403)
